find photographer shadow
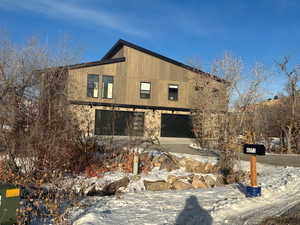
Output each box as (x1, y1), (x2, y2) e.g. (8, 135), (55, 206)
(175, 195), (213, 225)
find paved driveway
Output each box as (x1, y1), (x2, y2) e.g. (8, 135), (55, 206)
(154, 143), (300, 167)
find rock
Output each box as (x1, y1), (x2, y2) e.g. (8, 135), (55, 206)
(203, 175), (216, 188)
(184, 159), (206, 173)
(152, 155), (161, 168)
(178, 158), (187, 167)
(167, 175), (178, 184)
(204, 163), (218, 173)
(172, 180), (193, 190)
(215, 175), (225, 187)
(225, 174), (236, 184)
(153, 161), (161, 168)
(85, 184), (102, 196)
(102, 177), (130, 196)
(158, 154), (179, 172)
(144, 180), (171, 191)
(192, 175), (207, 189)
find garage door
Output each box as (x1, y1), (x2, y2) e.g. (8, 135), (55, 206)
(161, 114), (194, 138)
(95, 110), (144, 136)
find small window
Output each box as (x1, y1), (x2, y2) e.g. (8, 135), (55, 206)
(168, 84), (178, 101)
(102, 75), (114, 99)
(87, 74), (99, 98)
(140, 82), (151, 99)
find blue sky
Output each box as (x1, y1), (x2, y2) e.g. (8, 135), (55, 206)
(1, 0), (300, 96)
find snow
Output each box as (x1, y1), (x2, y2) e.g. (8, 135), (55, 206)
(63, 153), (300, 225)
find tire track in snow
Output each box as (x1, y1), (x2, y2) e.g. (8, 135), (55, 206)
(220, 178), (300, 225)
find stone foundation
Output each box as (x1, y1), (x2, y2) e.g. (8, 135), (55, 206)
(70, 104), (191, 138)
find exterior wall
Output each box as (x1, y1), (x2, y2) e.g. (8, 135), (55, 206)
(67, 46), (227, 111)
(124, 46), (190, 108)
(68, 43), (227, 139)
(71, 104), (190, 138)
(68, 61), (128, 104)
(111, 47), (124, 59)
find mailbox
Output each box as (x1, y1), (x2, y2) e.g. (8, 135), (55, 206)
(243, 144), (266, 197)
(0, 184), (20, 225)
(243, 144), (266, 155)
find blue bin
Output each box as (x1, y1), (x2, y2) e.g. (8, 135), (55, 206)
(246, 186), (261, 198)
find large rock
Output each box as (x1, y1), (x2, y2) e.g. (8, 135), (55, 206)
(184, 159), (206, 173)
(192, 175), (207, 189)
(204, 163), (218, 173)
(203, 175), (216, 188)
(167, 175), (178, 184)
(155, 154), (179, 172)
(102, 177), (130, 196)
(85, 184), (102, 196)
(152, 155), (161, 168)
(144, 180), (171, 191)
(225, 174), (236, 184)
(215, 175), (225, 187)
(172, 180), (193, 190)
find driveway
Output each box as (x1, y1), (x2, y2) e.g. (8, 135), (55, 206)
(154, 143), (300, 167)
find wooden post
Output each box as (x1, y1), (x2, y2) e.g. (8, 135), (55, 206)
(133, 153), (139, 175)
(250, 155), (257, 187)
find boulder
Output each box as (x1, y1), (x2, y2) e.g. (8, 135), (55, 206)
(167, 175), (178, 184)
(158, 154), (179, 172)
(225, 174), (236, 184)
(192, 175), (207, 189)
(102, 177), (130, 196)
(144, 180), (171, 191)
(215, 175), (225, 187)
(172, 180), (193, 190)
(204, 163), (218, 173)
(203, 175), (216, 188)
(152, 155), (161, 168)
(184, 159), (206, 173)
(85, 184), (102, 196)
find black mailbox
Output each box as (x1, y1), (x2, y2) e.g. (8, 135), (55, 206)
(243, 144), (266, 155)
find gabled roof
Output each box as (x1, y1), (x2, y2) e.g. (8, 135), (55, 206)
(102, 39), (226, 83)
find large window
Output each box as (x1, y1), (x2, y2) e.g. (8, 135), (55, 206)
(87, 74), (99, 98)
(102, 75), (114, 99)
(168, 84), (178, 101)
(140, 82), (151, 99)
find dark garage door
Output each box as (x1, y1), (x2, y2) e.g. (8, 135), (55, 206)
(161, 114), (194, 138)
(95, 110), (144, 136)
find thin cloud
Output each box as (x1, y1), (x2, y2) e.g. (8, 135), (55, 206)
(0, 0), (147, 37)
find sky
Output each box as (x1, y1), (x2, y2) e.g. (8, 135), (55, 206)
(1, 0), (300, 97)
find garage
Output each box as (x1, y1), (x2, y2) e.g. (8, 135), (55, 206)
(95, 110), (144, 136)
(160, 113), (194, 138)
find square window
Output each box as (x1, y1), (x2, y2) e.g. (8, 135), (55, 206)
(140, 82), (151, 99)
(168, 84), (178, 101)
(87, 74), (99, 98)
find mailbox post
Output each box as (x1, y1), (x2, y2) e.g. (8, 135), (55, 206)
(243, 144), (266, 197)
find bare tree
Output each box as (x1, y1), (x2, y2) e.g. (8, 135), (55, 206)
(0, 31), (92, 182)
(191, 52), (270, 180)
(274, 56), (300, 153)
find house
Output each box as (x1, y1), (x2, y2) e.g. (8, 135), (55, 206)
(67, 39), (227, 138)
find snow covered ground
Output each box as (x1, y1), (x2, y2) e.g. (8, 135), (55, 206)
(64, 153), (300, 225)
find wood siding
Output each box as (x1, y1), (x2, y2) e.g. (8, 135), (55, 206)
(68, 46), (227, 111)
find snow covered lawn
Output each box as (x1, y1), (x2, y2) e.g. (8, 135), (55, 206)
(64, 154), (300, 225)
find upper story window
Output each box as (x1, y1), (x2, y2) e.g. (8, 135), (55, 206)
(102, 75), (114, 99)
(87, 74), (99, 98)
(140, 82), (151, 99)
(168, 84), (178, 101)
